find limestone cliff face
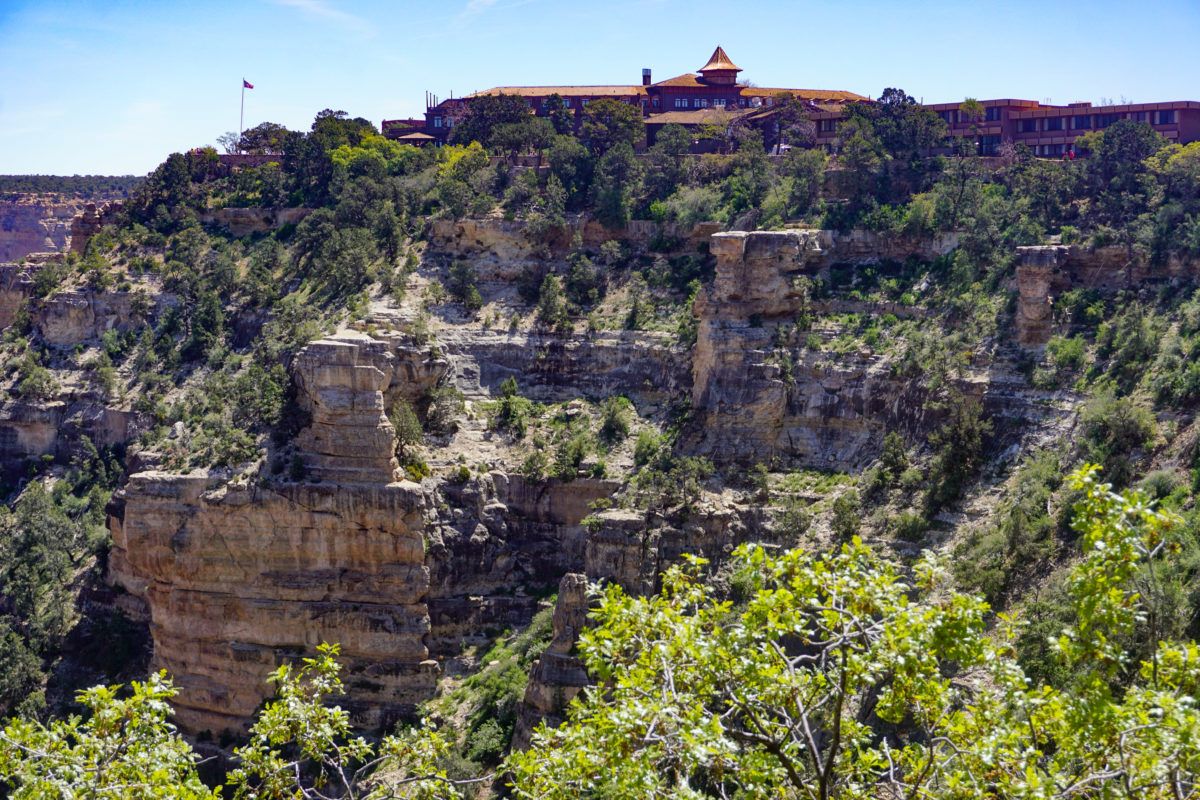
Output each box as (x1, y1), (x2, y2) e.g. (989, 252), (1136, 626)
(109, 332), (445, 734)
(427, 216), (720, 278)
(293, 335), (403, 484)
(108, 474), (437, 734)
(0, 264), (36, 329)
(511, 573), (590, 750)
(689, 231), (925, 469)
(197, 207), (311, 238)
(0, 195), (85, 263)
(108, 331), (627, 736)
(1014, 244), (1200, 346)
(34, 289), (169, 348)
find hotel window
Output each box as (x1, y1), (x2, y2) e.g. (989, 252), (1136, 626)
(1134, 111), (1148, 122)
(714, 98), (726, 107)
(1072, 115), (1092, 129)
(1045, 117), (1064, 131)
(1156, 110), (1177, 125)
(697, 98), (709, 108)
(1097, 113), (1121, 129)
(652, 97), (660, 108)
(978, 135), (1001, 156)
(675, 98), (686, 108)
(1019, 119), (1038, 133)
(985, 106), (1001, 122)
(938, 111), (952, 123)
(434, 117), (442, 128)
(581, 99), (590, 107)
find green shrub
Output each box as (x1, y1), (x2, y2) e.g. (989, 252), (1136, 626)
(598, 396), (632, 444)
(1079, 393), (1155, 488)
(633, 429), (662, 467)
(954, 450), (1062, 606)
(1046, 334), (1087, 372)
(447, 260), (483, 311)
(422, 384), (465, 435)
(389, 398), (423, 451)
(536, 274), (571, 332)
(831, 491), (860, 541)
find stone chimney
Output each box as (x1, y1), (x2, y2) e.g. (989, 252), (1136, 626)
(642, 68), (652, 86)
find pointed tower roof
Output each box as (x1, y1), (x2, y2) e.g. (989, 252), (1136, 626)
(699, 46), (742, 74)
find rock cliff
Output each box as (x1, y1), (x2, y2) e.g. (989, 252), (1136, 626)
(689, 231), (922, 468)
(0, 195), (84, 263)
(1015, 243), (1200, 346)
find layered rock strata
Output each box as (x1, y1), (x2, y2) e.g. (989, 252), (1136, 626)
(108, 331), (625, 735)
(689, 230), (925, 469)
(197, 207), (311, 238)
(110, 332), (447, 734)
(293, 334), (403, 484)
(1014, 244), (1200, 346)
(0, 195), (85, 262)
(511, 573), (590, 750)
(108, 474), (436, 734)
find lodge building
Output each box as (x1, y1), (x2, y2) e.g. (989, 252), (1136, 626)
(383, 47), (1200, 156)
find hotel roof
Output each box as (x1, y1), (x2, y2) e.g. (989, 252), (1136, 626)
(465, 85), (646, 98)
(650, 73), (865, 102)
(699, 46), (742, 74)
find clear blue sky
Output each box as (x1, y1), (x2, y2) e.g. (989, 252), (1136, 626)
(2, 0), (1198, 175)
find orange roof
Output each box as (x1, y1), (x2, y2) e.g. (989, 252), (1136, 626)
(699, 46), (741, 74)
(741, 87), (868, 103)
(651, 73), (708, 88)
(466, 85), (646, 98)
(648, 74), (864, 103)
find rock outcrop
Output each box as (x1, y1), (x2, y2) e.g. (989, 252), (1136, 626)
(1014, 244), (1200, 346)
(511, 573), (590, 750)
(108, 330), (626, 736)
(34, 289), (167, 348)
(0, 195), (85, 263)
(0, 264), (37, 329)
(197, 207), (311, 238)
(689, 230), (924, 469)
(427, 216), (720, 275)
(293, 334), (403, 484)
(108, 474), (437, 735)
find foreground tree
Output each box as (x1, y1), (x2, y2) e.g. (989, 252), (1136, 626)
(5, 468), (1200, 799)
(0, 673), (217, 799)
(510, 466), (1200, 799)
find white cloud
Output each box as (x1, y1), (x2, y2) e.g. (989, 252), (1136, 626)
(460, 0), (499, 16)
(271, 0), (373, 36)
(458, 0), (534, 22)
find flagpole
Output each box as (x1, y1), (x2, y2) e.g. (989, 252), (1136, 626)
(239, 79), (245, 153)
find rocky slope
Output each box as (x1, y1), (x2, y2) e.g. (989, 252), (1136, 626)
(2, 213), (1123, 741)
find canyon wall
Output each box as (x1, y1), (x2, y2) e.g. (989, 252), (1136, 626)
(0, 195), (85, 263)
(689, 230), (932, 469)
(1016, 243), (1200, 346)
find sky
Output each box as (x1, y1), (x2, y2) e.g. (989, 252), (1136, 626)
(1, 0), (1199, 176)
